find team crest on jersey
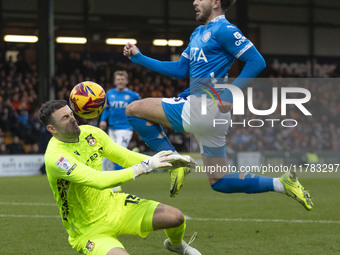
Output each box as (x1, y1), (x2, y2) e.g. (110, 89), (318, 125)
(86, 240), (95, 251)
(124, 95), (130, 100)
(56, 157), (71, 171)
(202, 32), (211, 42)
(85, 134), (96, 146)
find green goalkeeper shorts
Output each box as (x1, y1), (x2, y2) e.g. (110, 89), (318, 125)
(70, 192), (159, 255)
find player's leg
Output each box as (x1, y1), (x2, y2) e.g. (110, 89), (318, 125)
(115, 192), (200, 254)
(192, 95), (283, 193)
(203, 155), (277, 193)
(125, 98), (175, 151)
(199, 139), (313, 210)
(148, 204), (201, 255)
(126, 97), (190, 197)
(111, 129), (133, 170)
(106, 248), (129, 255)
(191, 96), (313, 210)
(114, 129), (133, 148)
(206, 156), (313, 210)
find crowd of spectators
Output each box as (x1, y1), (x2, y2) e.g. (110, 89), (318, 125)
(0, 54), (42, 154)
(0, 51), (339, 154)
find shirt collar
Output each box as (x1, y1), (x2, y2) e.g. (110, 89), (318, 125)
(210, 15), (225, 23)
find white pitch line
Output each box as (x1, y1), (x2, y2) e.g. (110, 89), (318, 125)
(0, 201), (56, 206)
(184, 215), (340, 224)
(1, 213), (340, 224)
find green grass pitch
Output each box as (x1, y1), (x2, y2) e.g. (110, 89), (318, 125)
(1, 173), (340, 254)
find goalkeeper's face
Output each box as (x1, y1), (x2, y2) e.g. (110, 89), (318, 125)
(48, 106), (81, 142)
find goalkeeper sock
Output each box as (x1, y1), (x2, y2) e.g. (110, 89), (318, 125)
(164, 218), (186, 246)
(211, 172), (274, 193)
(127, 116), (175, 152)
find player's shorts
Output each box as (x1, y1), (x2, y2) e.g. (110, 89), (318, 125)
(162, 97), (189, 133)
(103, 129), (133, 171)
(70, 192), (159, 255)
(162, 95), (231, 157)
(108, 129), (133, 148)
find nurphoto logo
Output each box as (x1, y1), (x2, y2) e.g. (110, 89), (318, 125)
(200, 83), (312, 128)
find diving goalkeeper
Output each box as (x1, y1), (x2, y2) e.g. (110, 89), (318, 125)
(39, 100), (201, 255)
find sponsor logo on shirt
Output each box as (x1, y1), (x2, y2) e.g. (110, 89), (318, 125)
(67, 164), (77, 175)
(233, 32), (242, 39)
(56, 157), (71, 171)
(233, 32), (246, 46)
(202, 32), (211, 42)
(190, 48), (208, 62)
(86, 240), (95, 251)
(85, 134), (96, 146)
(109, 101), (129, 108)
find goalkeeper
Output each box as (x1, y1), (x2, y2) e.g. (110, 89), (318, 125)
(39, 100), (201, 255)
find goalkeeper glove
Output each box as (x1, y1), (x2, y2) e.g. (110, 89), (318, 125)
(131, 150), (191, 178)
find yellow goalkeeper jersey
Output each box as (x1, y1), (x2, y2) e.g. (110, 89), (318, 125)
(44, 125), (147, 238)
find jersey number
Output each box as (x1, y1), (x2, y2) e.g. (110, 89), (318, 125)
(124, 194), (141, 206)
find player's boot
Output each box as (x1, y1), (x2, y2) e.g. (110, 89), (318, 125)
(279, 171), (313, 211)
(164, 233), (201, 255)
(170, 167), (191, 198)
(169, 155), (197, 198)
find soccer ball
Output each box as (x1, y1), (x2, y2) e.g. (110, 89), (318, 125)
(69, 81), (107, 119)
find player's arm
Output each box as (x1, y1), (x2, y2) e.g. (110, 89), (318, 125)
(216, 25), (266, 90)
(97, 127), (191, 170)
(123, 42), (190, 80)
(47, 156), (134, 189)
(232, 46), (266, 89)
(46, 150), (178, 190)
(218, 46), (266, 108)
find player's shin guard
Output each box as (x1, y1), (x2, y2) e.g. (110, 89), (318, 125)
(127, 116), (175, 152)
(211, 172), (274, 193)
(164, 218), (186, 246)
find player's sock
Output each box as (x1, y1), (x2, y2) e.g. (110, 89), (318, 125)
(211, 172), (274, 193)
(164, 218), (186, 246)
(114, 164), (123, 170)
(127, 116), (175, 152)
(273, 178), (285, 193)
